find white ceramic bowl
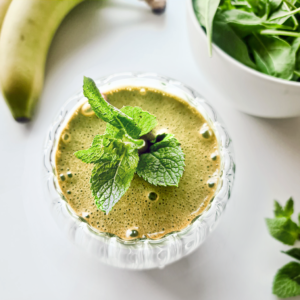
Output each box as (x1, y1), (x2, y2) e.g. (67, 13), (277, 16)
(186, 0), (300, 118)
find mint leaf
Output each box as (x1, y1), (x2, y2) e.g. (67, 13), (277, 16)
(150, 133), (174, 144)
(274, 200), (285, 218)
(136, 134), (185, 187)
(83, 77), (141, 139)
(274, 199), (294, 218)
(74, 134), (112, 164)
(266, 217), (299, 245)
(284, 198), (294, 218)
(282, 248), (300, 261)
(273, 262), (300, 298)
(106, 106), (157, 138)
(121, 106), (157, 136)
(90, 141), (139, 213)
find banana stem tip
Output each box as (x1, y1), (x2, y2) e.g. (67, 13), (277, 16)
(15, 117), (31, 123)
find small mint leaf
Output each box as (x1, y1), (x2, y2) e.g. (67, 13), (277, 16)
(136, 134), (185, 187)
(282, 248), (300, 261)
(121, 106), (157, 136)
(150, 133), (174, 144)
(74, 134), (110, 164)
(266, 217), (299, 245)
(274, 200), (285, 218)
(106, 106), (157, 138)
(105, 127), (145, 149)
(90, 141), (139, 213)
(284, 198), (294, 218)
(273, 262), (300, 298)
(274, 198), (294, 218)
(83, 77), (141, 139)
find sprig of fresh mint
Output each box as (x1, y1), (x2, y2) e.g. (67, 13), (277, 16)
(266, 198), (300, 246)
(266, 198), (300, 298)
(74, 77), (185, 213)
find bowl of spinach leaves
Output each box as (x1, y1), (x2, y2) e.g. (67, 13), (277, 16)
(187, 0), (300, 118)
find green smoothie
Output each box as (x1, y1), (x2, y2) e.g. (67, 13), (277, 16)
(55, 87), (220, 240)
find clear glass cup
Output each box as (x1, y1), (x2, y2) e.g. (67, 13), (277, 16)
(43, 73), (235, 269)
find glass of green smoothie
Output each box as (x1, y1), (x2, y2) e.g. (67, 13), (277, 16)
(44, 73), (235, 269)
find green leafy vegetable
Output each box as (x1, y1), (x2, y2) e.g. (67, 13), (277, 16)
(246, 0), (272, 17)
(266, 217), (299, 245)
(193, 0), (300, 81)
(106, 106), (157, 138)
(218, 10), (264, 37)
(266, 198), (299, 245)
(282, 248), (300, 261)
(266, 198), (300, 298)
(193, 0), (221, 56)
(83, 76), (141, 139)
(90, 141), (139, 213)
(273, 262), (300, 298)
(247, 34), (295, 79)
(268, 2), (297, 28)
(213, 12), (257, 68)
(75, 77), (185, 213)
(137, 134), (185, 187)
(269, 6), (300, 21)
(274, 198), (294, 218)
(74, 134), (114, 164)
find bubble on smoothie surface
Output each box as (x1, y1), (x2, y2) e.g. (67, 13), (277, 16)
(148, 192), (158, 201)
(81, 101), (96, 117)
(200, 123), (212, 139)
(55, 87), (220, 240)
(127, 229), (139, 238)
(140, 88), (146, 95)
(62, 131), (71, 143)
(208, 181), (215, 188)
(211, 152), (218, 161)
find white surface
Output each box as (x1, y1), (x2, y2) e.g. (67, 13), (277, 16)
(186, 0), (300, 118)
(0, 0), (300, 299)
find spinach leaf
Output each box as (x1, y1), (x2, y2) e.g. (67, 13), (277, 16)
(269, 0), (283, 12)
(267, 2), (298, 30)
(269, 5), (300, 20)
(193, 0), (221, 56)
(247, 34), (295, 79)
(218, 9), (265, 36)
(246, 0), (270, 17)
(295, 51), (300, 75)
(213, 12), (257, 68)
(219, 0), (235, 11)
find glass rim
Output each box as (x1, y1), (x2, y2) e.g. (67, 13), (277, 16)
(44, 72), (235, 248)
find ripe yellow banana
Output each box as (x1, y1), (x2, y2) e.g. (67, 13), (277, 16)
(0, 0), (84, 122)
(0, 0), (12, 33)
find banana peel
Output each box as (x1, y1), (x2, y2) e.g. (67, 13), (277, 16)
(0, 0), (11, 32)
(0, 0), (84, 122)
(0, 0), (166, 123)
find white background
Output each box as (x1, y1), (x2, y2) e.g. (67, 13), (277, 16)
(1, 0), (300, 299)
